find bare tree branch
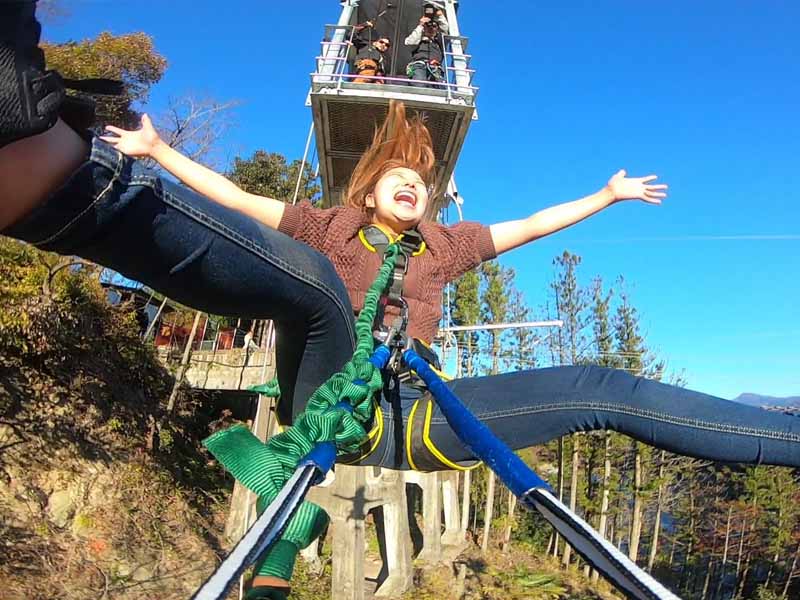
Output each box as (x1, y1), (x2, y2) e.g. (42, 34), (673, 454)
(146, 96), (239, 171)
(38, 0), (71, 23)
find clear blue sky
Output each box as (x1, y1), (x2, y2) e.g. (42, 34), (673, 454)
(45, 1), (799, 400)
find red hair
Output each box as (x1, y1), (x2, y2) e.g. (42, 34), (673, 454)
(344, 100), (436, 209)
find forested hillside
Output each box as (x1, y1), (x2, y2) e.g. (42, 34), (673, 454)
(447, 251), (800, 600)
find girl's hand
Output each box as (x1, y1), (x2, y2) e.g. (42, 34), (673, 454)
(100, 114), (162, 158)
(606, 169), (668, 205)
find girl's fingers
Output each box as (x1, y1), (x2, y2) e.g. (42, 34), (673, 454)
(643, 191), (666, 200)
(99, 135), (119, 145)
(646, 183), (668, 190)
(640, 175), (659, 183)
(104, 125), (126, 135)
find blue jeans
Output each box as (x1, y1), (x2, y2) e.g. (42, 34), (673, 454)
(359, 370), (800, 470)
(5, 138), (800, 468)
(4, 138), (356, 425)
(406, 60), (444, 89)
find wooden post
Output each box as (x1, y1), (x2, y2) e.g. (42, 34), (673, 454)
(330, 465), (366, 600)
(166, 310), (202, 413)
(481, 471), (496, 552)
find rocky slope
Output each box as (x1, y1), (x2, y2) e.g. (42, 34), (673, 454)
(0, 240), (232, 599)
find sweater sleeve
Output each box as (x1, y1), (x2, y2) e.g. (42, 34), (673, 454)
(405, 25), (423, 46)
(437, 15), (449, 35)
(422, 220), (497, 281)
(277, 201), (341, 253)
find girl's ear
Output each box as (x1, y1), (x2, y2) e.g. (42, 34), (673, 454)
(365, 193), (376, 208)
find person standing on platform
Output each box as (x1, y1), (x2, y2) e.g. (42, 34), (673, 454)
(404, 3), (448, 88)
(351, 21), (391, 84)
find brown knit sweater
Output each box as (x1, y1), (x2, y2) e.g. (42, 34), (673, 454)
(278, 202), (497, 342)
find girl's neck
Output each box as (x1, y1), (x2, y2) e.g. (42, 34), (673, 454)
(370, 216), (417, 240)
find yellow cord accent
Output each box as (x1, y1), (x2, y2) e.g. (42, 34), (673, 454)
(422, 399), (482, 471)
(358, 228), (378, 252)
(429, 363), (453, 381)
(358, 227), (426, 256)
(406, 398), (422, 470)
(340, 402), (384, 464)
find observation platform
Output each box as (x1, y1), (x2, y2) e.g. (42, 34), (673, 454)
(307, 5), (478, 209)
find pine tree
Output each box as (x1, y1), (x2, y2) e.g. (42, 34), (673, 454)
(480, 261), (511, 374)
(548, 251), (590, 568)
(478, 261), (511, 551)
(612, 284), (658, 565)
(501, 286), (535, 551)
(451, 270), (481, 377)
(506, 287), (538, 371)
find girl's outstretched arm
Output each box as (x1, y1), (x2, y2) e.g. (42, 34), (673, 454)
(101, 115), (286, 229)
(488, 170), (667, 255)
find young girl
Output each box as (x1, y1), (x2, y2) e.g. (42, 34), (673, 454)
(75, 99), (795, 468)
(2, 5), (798, 597)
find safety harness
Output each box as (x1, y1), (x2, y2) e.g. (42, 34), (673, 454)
(406, 59), (445, 82)
(360, 226), (473, 472)
(200, 236), (454, 594)
(201, 246), (402, 597)
(358, 225), (441, 373)
(199, 236), (455, 599)
(194, 236), (675, 600)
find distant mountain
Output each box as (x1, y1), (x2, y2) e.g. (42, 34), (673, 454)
(733, 393), (800, 408)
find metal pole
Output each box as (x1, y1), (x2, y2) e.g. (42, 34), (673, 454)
(143, 296), (169, 341)
(443, 0), (471, 94)
(318, 0), (358, 82)
(337, 25), (358, 92)
(440, 320), (564, 334)
(292, 122), (315, 205)
(167, 310), (203, 413)
(447, 176), (464, 222)
(198, 314), (208, 350)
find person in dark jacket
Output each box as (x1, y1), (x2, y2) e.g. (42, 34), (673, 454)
(404, 3), (449, 87)
(351, 21), (391, 84)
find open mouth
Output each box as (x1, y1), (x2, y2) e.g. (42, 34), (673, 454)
(394, 189), (417, 208)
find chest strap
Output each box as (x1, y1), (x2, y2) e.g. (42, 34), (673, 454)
(359, 226), (439, 376)
(360, 225), (425, 307)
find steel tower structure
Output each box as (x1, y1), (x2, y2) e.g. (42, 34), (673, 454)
(306, 0), (476, 210)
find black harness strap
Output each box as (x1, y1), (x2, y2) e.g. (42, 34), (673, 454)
(361, 226), (440, 375)
(362, 225), (423, 309)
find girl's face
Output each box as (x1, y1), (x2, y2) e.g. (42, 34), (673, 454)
(366, 167), (430, 234)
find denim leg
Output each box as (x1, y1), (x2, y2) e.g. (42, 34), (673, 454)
(422, 366), (800, 468)
(357, 381), (424, 469)
(2, 138), (355, 421)
(407, 62), (429, 88)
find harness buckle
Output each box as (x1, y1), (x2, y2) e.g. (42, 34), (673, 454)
(379, 313), (410, 375)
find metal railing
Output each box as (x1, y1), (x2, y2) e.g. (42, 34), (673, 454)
(149, 315), (275, 355)
(312, 24), (478, 102)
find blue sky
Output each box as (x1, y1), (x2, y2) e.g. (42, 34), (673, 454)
(45, 1), (799, 400)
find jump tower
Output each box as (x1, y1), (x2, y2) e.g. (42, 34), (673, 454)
(220, 5), (681, 600)
(306, 0), (476, 213)
(231, 3), (479, 599)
